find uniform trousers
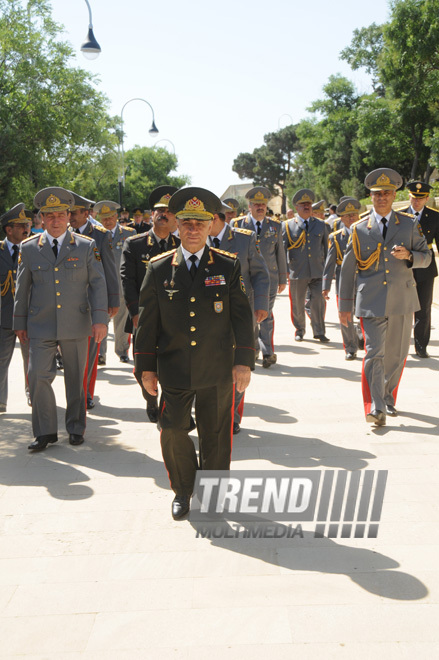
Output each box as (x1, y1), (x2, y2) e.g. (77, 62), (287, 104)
(360, 314), (412, 415)
(335, 295), (358, 354)
(0, 327), (29, 405)
(28, 337), (88, 437)
(133, 330), (158, 410)
(289, 278), (325, 337)
(258, 289), (277, 356)
(159, 382), (234, 496)
(100, 300), (130, 359)
(86, 337), (100, 398)
(414, 278), (434, 351)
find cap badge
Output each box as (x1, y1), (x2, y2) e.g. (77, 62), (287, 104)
(184, 197), (205, 212)
(102, 205), (111, 214)
(46, 194), (61, 207)
(346, 203), (355, 212)
(19, 209), (26, 220)
(253, 191), (265, 202)
(377, 174), (390, 186)
(416, 183), (422, 190)
(301, 194), (312, 203)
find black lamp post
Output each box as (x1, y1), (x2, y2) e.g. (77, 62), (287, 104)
(80, 0), (101, 60)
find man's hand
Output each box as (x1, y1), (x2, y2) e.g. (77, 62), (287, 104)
(255, 309), (268, 323)
(92, 323), (107, 343)
(391, 245), (411, 261)
(15, 330), (28, 344)
(322, 289), (330, 301)
(108, 306), (119, 318)
(132, 314), (139, 329)
(338, 311), (352, 327)
(142, 371), (158, 396)
(232, 365), (251, 393)
(278, 283), (286, 293)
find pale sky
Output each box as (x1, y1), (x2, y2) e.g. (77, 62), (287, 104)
(50, 0), (390, 198)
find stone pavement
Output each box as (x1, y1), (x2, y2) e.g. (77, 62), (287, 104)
(0, 291), (438, 659)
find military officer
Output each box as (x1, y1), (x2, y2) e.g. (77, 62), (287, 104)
(13, 187), (108, 450)
(222, 197), (239, 223)
(121, 186), (180, 422)
(338, 168), (431, 426)
(69, 192), (119, 407)
(399, 181), (439, 358)
(0, 204), (31, 412)
(283, 189), (330, 342)
(128, 208), (151, 234)
(94, 200), (135, 364)
(312, 200), (327, 221)
(231, 186), (287, 368)
(322, 198), (361, 360)
(209, 203), (269, 433)
(135, 187), (255, 520)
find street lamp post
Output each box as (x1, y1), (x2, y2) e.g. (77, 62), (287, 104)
(81, 0), (101, 59)
(118, 98), (159, 205)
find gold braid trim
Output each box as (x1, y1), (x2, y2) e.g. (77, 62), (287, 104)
(352, 225), (382, 271)
(1, 270), (15, 297)
(333, 235), (344, 265)
(285, 222), (306, 250)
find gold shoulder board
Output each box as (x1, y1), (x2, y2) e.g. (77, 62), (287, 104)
(150, 249), (176, 263)
(211, 248), (237, 259)
(21, 235), (39, 244)
(234, 227), (253, 236)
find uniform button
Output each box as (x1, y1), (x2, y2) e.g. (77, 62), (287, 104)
(56, 292), (61, 296)
(386, 269), (389, 273)
(55, 280), (60, 284)
(13, 269), (16, 274)
(191, 341), (196, 346)
(54, 267), (59, 271)
(383, 281), (387, 285)
(384, 258), (388, 262)
(383, 247), (387, 251)
(190, 297), (196, 302)
(190, 326), (196, 332)
(57, 304), (61, 308)
(190, 312), (195, 317)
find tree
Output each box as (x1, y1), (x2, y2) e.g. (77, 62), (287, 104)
(340, 23), (385, 95)
(232, 125), (301, 213)
(0, 0), (119, 211)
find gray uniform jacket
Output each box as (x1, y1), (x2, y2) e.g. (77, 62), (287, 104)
(13, 232), (108, 339)
(77, 220), (120, 308)
(338, 211), (431, 318)
(322, 226), (351, 295)
(283, 216), (330, 279)
(0, 240), (18, 328)
(217, 226), (270, 313)
(111, 223), (136, 271)
(231, 215), (287, 292)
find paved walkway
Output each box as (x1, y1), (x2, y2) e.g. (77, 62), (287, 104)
(0, 292), (438, 658)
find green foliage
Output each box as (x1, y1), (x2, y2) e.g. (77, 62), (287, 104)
(340, 23), (385, 94)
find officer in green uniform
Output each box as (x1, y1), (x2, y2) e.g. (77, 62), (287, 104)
(134, 187), (255, 520)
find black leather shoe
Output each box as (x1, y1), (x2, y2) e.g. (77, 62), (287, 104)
(386, 404), (397, 417)
(415, 347), (429, 358)
(345, 352), (357, 361)
(87, 395), (95, 410)
(98, 355), (106, 365)
(233, 422), (241, 434)
(314, 335), (330, 342)
(119, 355), (129, 363)
(366, 410), (386, 426)
(172, 495), (190, 520)
(147, 406), (159, 423)
(295, 333), (304, 342)
(26, 392), (32, 407)
(69, 434), (84, 446)
(28, 434), (58, 452)
(262, 354), (277, 368)
(358, 338), (365, 351)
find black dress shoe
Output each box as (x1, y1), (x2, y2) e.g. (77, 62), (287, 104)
(415, 347), (429, 358)
(69, 434), (84, 446)
(314, 335), (330, 342)
(26, 392), (32, 407)
(386, 404), (397, 417)
(295, 333), (304, 342)
(87, 395), (95, 410)
(98, 355), (106, 365)
(345, 352), (357, 361)
(28, 434), (58, 452)
(233, 422), (241, 434)
(119, 355), (129, 363)
(262, 354), (276, 368)
(147, 406), (159, 423)
(366, 410), (386, 426)
(56, 354), (63, 370)
(172, 495), (190, 520)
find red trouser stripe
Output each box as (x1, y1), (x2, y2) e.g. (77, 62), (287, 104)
(359, 319), (372, 416)
(230, 385), (236, 458)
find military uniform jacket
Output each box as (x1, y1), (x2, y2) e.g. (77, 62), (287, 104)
(399, 205), (439, 282)
(134, 245), (255, 390)
(217, 226), (270, 313)
(0, 240), (19, 329)
(111, 223), (136, 270)
(77, 220), (120, 307)
(231, 214), (287, 292)
(120, 229), (181, 332)
(325, 216), (343, 233)
(127, 220), (151, 234)
(13, 232), (108, 339)
(338, 211), (431, 318)
(283, 216), (330, 279)
(322, 227), (351, 295)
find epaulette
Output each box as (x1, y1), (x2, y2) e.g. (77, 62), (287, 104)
(359, 210), (369, 219)
(352, 216), (368, 227)
(233, 227), (253, 236)
(332, 228), (344, 237)
(150, 249), (176, 263)
(93, 225), (110, 233)
(269, 217), (282, 224)
(78, 233), (93, 241)
(426, 205), (439, 213)
(21, 234), (39, 244)
(232, 215), (246, 224)
(395, 210), (414, 218)
(131, 232), (148, 241)
(125, 226), (136, 232)
(211, 247), (237, 259)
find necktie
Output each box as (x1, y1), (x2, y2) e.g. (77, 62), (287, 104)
(415, 212), (419, 217)
(212, 237), (221, 249)
(189, 254), (198, 280)
(304, 220), (309, 232)
(381, 217), (387, 239)
(256, 221), (261, 236)
(11, 245), (19, 263)
(159, 239), (167, 252)
(75, 228), (81, 234)
(52, 238), (58, 258)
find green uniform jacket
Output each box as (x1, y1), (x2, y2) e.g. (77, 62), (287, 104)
(134, 245), (255, 389)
